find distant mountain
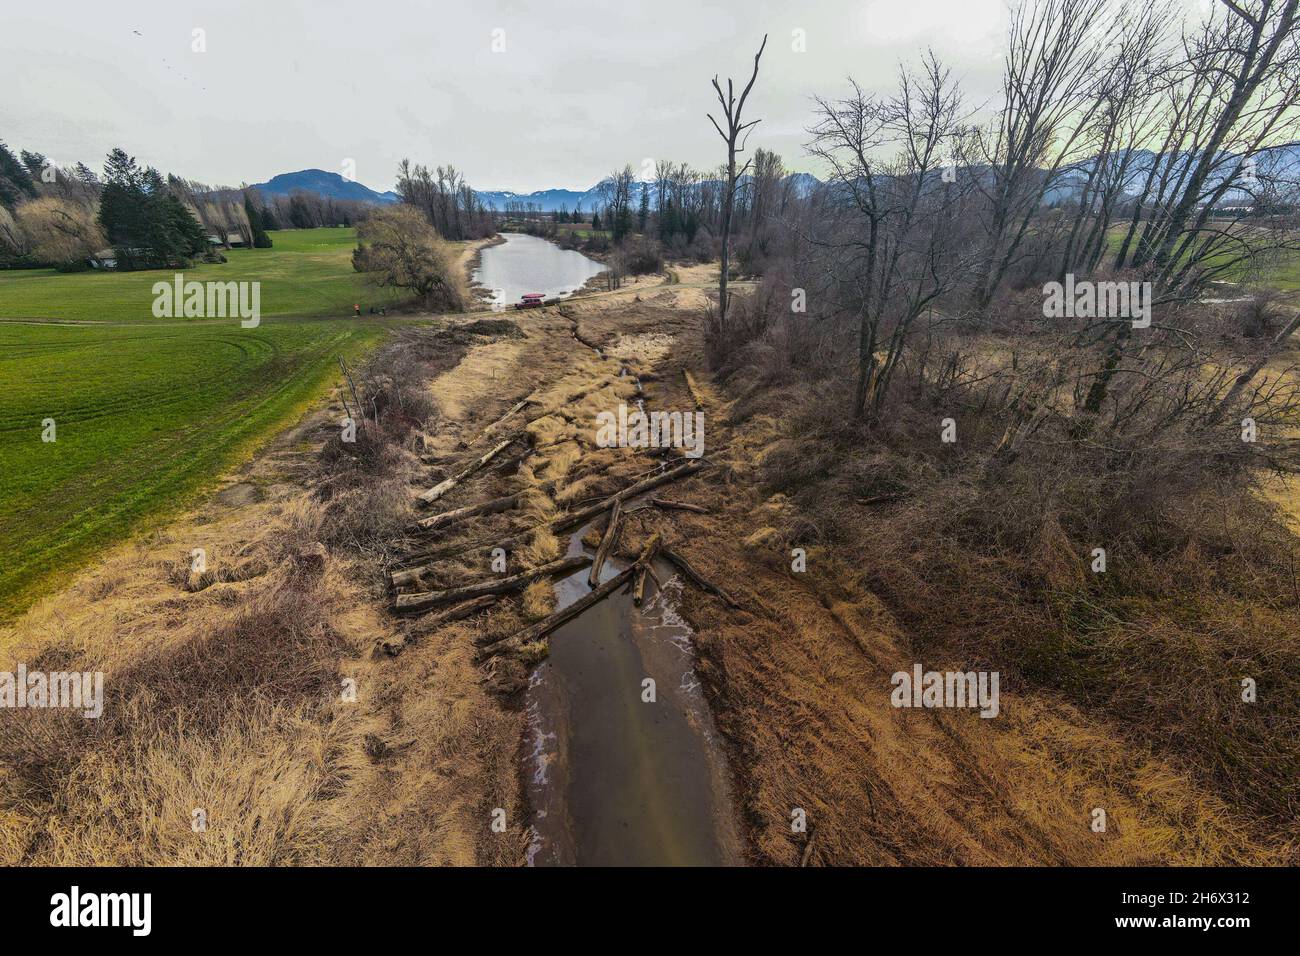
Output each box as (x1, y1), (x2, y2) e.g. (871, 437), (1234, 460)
(252, 146), (1299, 215)
(251, 172), (600, 212)
(250, 169), (399, 204)
(474, 187), (594, 212)
(478, 173), (824, 211)
(252, 168), (828, 212)
(1042, 144), (1300, 206)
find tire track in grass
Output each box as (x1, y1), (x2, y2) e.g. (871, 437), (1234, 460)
(0, 321), (384, 621)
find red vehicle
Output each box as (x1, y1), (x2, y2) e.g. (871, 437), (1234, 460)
(514, 293), (546, 310)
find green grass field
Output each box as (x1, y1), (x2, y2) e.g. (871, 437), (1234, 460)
(1097, 222), (1300, 291)
(1266, 249), (1300, 291)
(0, 228), (420, 621)
(554, 223), (614, 241)
(0, 227), (406, 322)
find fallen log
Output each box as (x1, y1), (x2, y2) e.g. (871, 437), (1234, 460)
(393, 530), (532, 574)
(474, 396), (535, 445)
(405, 595), (498, 639)
(477, 564), (637, 656)
(551, 459), (704, 533)
(638, 532), (662, 564)
(661, 546), (741, 608)
(683, 369), (705, 409)
(414, 490), (524, 534)
(391, 530), (525, 589)
(412, 594), (498, 630)
(648, 497), (709, 515)
(587, 499), (623, 587)
(377, 595), (498, 656)
(394, 554), (590, 615)
(417, 438), (514, 506)
(633, 564), (649, 606)
(412, 479), (556, 537)
(481, 534), (661, 658)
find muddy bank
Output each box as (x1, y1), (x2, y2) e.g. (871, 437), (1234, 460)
(463, 234), (507, 306)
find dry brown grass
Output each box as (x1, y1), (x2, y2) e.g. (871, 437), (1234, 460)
(0, 321), (535, 866)
(0, 491), (377, 865)
(674, 290), (1300, 864)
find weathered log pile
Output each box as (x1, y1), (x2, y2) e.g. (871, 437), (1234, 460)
(393, 554), (591, 615)
(476, 533), (663, 662)
(384, 348), (738, 669)
(385, 444), (739, 663)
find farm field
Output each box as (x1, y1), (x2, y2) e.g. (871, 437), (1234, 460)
(0, 228), (408, 322)
(0, 227), (431, 622)
(0, 317), (392, 622)
(1269, 248), (1300, 290)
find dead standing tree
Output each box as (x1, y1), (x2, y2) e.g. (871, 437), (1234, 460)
(708, 34), (767, 332)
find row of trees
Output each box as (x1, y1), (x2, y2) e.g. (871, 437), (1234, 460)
(0, 141), (293, 269)
(579, 147), (799, 268)
(395, 160), (494, 240)
(260, 190), (371, 230)
(97, 149), (209, 269)
(1, 140), (398, 271)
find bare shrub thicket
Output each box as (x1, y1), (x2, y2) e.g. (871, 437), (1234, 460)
(315, 322), (522, 560)
(709, 0), (1300, 837)
(746, 287), (1300, 828)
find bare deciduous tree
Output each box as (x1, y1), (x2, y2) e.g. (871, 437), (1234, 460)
(971, 0), (1117, 308)
(708, 34), (767, 331)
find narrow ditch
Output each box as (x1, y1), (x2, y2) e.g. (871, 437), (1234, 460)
(522, 357), (742, 865)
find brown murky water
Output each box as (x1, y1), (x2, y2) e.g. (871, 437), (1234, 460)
(524, 522), (743, 866)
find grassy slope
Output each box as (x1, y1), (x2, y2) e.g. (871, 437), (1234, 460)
(0, 228), (416, 621)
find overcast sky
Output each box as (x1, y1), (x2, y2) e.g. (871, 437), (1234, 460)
(1, 0), (1210, 193)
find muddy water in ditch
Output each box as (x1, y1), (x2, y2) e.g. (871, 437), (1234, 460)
(524, 522), (743, 866)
